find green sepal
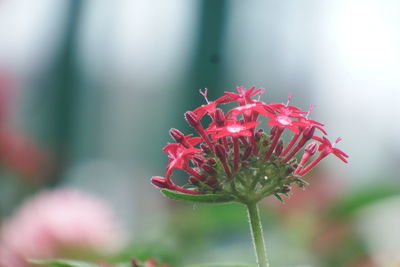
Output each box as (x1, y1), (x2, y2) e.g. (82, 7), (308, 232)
(161, 189), (235, 203)
(291, 178), (309, 186)
(29, 259), (97, 267)
(273, 193), (284, 203)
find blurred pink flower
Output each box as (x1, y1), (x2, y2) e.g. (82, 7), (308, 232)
(0, 189), (124, 267)
(0, 70), (47, 183)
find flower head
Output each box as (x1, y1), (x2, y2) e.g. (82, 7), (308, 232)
(151, 87), (348, 203)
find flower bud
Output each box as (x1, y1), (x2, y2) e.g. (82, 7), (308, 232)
(302, 126), (315, 141)
(255, 129), (263, 141)
(305, 142), (317, 155)
(202, 163), (216, 175)
(239, 136), (249, 146)
(151, 176), (168, 188)
(207, 158), (216, 165)
(242, 145), (252, 160)
(274, 140), (284, 156)
(169, 128), (184, 143)
(294, 142), (318, 175)
(215, 144), (226, 160)
(185, 111), (199, 127)
(200, 143), (210, 153)
(270, 126), (278, 136)
(189, 176), (199, 185)
(227, 136), (233, 146)
(192, 155), (205, 166)
(207, 177), (217, 185)
(214, 108), (225, 126)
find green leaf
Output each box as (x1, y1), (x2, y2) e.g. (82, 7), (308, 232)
(273, 193), (284, 203)
(329, 185), (400, 219)
(29, 259), (98, 267)
(161, 189), (235, 203)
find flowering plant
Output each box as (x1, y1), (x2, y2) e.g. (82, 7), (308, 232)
(151, 87), (348, 267)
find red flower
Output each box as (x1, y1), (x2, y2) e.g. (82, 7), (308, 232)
(266, 113), (306, 134)
(150, 87), (348, 196)
(297, 137), (348, 176)
(227, 101), (268, 118)
(224, 86), (264, 105)
(267, 103), (305, 117)
(193, 88), (230, 119)
(314, 136), (349, 163)
(207, 119), (260, 140)
(163, 143), (201, 178)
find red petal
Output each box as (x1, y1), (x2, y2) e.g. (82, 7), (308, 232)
(243, 121), (261, 129)
(187, 137), (202, 146)
(333, 150), (348, 163)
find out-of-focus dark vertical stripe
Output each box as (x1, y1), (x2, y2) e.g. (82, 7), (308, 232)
(182, 0), (228, 113)
(43, 0), (83, 185)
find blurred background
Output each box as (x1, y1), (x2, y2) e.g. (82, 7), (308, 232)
(0, 0), (400, 266)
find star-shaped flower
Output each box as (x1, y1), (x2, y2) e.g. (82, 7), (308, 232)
(224, 86), (264, 105)
(265, 113), (307, 134)
(193, 89), (230, 119)
(163, 143), (201, 178)
(313, 136), (348, 163)
(207, 119), (260, 140)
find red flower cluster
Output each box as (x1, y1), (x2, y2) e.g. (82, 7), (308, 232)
(151, 87), (347, 197)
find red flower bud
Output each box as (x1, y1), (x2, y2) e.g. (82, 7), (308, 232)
(255, 129), (264, 141)
(207, 158), (216, 165)
(214, 108), (225, 126)
(305, 142), (317, 155)
(189, 176), (199, 185)
(215, 144), (226, 160)
(169, 128), (184, 143)
(185, 111), (200, 127)
(192, 154), (205, 166)
(207, 177), (217, 185)
(239, 136), (249, 146)
(202, 163), (216, 175)
(200, 143), (210, 153)
(151, 176), (169, 188)
(303, 126), (315, 141)
(215, 144), (231, 177)
(274, 140), (284, 155)
(270, 126), (278, 136)
(242, 145), (252, 160)
(294, 142), (318, 174)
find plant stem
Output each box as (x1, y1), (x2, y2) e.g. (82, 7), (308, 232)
(246, 202), (269, 267)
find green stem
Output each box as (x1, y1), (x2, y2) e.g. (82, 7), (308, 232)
(246, 202), (269, 267)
